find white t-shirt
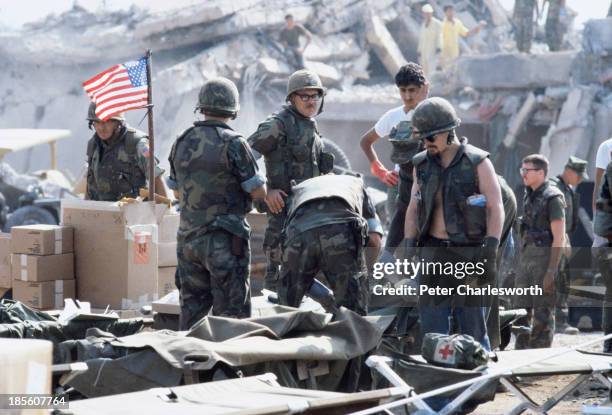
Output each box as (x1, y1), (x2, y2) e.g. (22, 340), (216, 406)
(374, 105), (414, 171)
(595, 137), (612, 170)
(593, 137), (612, 247)
(374, 105), (413, 137)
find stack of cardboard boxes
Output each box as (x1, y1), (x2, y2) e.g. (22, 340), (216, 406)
(61, 200), (164, 310)
(158, 213), (179, 298)
(10, 224), (75, 310)
(0, 233), (11, 298)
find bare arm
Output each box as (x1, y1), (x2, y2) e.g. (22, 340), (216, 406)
(477, 159), (504, 240)
(404, 169), (420, 239)
(360, 128), (382, 163)
(299, 24), (312, 49)
(593, 167), (605, 212)
(154, 175), (168, 198)
(548, 218), (566, 271)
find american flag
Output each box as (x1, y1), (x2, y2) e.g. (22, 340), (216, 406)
(83, 57), (149, 121)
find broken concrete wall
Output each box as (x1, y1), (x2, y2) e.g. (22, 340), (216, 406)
(453, 51), (577, 91)
(539, 87), (597, 176)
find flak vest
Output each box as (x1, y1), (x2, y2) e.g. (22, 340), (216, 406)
(413, 141), (489, 245)
(86, 127), (147, 201)
(171, 122), (252, 233)
(389, 120), (423, 205)
(265, 107), (324, 193)
(520, 181), (564, 247)
(286, 175), (365, 223)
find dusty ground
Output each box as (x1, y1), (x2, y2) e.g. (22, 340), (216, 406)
(475, 332), (611, 414)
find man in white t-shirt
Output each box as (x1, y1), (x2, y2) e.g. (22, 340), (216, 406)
(593, 137), (612, 247)
(360, 63), (429, 252)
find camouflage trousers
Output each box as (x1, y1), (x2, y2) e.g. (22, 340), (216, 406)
(278, 222), (368, 315)
(176, 229), (251, 330)
(514, 247), (556, 349)
(263, 211), (286, 291)
(555, 254), (571, 329)
(385, 182), (399, 228)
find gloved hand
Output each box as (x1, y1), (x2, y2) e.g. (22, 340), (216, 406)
(370, 160), (399, 186)
(479, 236), (499, 285)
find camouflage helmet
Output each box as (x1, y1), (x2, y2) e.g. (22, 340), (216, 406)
(412, 97), (460, 140)
(86, 102), (125, 123)
(196, 77), (240, 116)
(286, 69), (325, 101)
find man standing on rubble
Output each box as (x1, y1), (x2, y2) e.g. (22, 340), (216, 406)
(513, 0), (536, 53)
(359, 63), (429, 254)
(403, 97), (504, 350)
(593, 138), (612, 353)
(440, 4), (485, 70)
(248, 70), (334, 291)
(85, 103), (167, 201)
(514, 154), (566, 349)
(168, 78), (266, 329)
(418, 4), (442, 78)
(279, 14), (312, 70)
(278, 174), (383, 315)
(550, 156), (588, 335)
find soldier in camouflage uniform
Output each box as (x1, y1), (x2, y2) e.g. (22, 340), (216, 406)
(403, 98), (505, 351)
(85, 103), (166, 201)
(513, 0), (536, 53)
(550, 156), (588, 334)
(514, 154), (566, 349)
(278, 174), (383, 315)
(593, 159), (612, 353)
(248, 70), (334, 291)
(168, 78), (267, 330)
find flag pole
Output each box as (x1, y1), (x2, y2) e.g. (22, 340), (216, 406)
(145, 49), (155, 201)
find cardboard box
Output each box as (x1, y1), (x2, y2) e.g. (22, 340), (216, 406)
(152, 290), (180, 315)
(10, 224), (74, 255)
(158, 241), (178, 267)
(157, 266), (176, 297)
(13, 279), (75, 310)
(11, 253), (74, 282)
(0, 338), (52, 410)
(159, 212), (179, 242)
(0, 233), (11, 288)
(61, 199), (166, 309)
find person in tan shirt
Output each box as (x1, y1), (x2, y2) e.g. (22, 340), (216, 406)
(418, 4), (442, 78)
(440, 4), (485, 70)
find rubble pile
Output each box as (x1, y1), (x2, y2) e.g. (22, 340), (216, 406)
(0, 0), (513, 176)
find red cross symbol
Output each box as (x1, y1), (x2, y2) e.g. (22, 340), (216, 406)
(438, 344), (454, 360)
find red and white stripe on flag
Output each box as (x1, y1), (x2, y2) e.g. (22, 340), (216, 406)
(82, 57), (148, 121)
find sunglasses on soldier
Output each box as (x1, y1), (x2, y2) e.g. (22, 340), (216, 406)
(295, 92), (323, 102)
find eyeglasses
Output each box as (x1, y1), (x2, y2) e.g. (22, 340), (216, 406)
(519, 168), (541, 175)
(295, 92), (323, 102)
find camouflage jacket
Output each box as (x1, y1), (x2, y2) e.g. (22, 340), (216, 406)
(413, 138), (490, 245)
(519, 180), (565, 247)
(550, 175), (578, 234)
(168, 120), (265, 240)
(248, 105), (332, 194)
(86, 126), (163, 201)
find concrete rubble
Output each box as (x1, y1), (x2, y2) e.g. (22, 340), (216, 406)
(0, 0), (609, 184)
